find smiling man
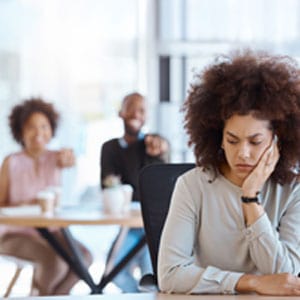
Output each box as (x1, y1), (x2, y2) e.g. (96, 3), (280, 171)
(100, 92), (169, 292)
(100, 92), (169, 200)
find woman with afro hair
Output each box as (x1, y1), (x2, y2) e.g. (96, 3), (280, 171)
(0, 98), (92, 295)
(158, 50), (300, 296)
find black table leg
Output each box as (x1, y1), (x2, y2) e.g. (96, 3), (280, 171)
(103, 227), (129, 276)
(37, 227), (147, 294)
(37, 228), (99, 293)
(97, 235), (147, 290)
(61, 228), (98, 292)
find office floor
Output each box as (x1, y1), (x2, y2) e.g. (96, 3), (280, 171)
(0, 225), (129, 297)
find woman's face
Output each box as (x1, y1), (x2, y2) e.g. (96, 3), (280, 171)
(221, 113), (273, 186)
(22, 112), (53, 153)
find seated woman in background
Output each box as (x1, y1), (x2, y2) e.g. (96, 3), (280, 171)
(0, 98), (92, 295)
(158, 50), (300, 296)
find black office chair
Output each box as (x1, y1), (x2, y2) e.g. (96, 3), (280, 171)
(138, 163), (195, 291)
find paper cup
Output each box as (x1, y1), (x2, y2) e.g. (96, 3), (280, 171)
(121, 184), (133, 212)
(46, 186), (62, 210)
(36, 190), (56, 215)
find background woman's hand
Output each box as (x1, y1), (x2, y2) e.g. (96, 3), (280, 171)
(56, 148), (76, 168)
(242, 137), (280, 197)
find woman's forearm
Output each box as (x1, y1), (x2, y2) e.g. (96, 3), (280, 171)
(242, 202), (264, 226)
(235, 274), (258, 293)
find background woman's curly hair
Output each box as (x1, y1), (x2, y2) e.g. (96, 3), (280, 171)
(9, 97), (60, 146)
(183, 50), (300, 184)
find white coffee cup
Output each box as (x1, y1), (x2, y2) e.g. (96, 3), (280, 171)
(102, 187), (124, 214)
(121, 184), (133, 212)
(36, 190), (56, 215)
(46, 186), (62, 211)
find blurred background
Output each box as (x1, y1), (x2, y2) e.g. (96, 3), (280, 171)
(1, 0), (300, 203)
(1, 0), (300, 296)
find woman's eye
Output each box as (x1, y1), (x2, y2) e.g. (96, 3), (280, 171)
(250, 141), (262, 145)
(227, 140), (238, 144)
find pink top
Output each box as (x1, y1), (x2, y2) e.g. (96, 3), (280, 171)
(7, 151), (60, 205)
(0, 150), (61, 236)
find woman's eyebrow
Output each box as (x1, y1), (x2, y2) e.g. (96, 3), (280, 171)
(225, 131), (239, 139)
(225, 131), (263, 139)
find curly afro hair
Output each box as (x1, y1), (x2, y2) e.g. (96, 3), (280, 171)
(9, 97), (60, 146)
(183, 50), (300, 184)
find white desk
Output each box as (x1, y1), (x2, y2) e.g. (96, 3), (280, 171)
(9, 292), (296, 300)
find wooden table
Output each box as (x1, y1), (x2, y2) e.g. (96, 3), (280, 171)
(0, 205), (143, 227)
(0, 204), (145, 294)
(9, 292), (297, 300)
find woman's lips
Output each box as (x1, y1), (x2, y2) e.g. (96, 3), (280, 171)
(235, 164), (254, 171)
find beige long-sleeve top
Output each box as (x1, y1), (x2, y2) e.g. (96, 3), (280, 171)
(158, 167), (300, 294)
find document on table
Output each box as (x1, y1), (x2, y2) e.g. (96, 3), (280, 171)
(0, 205), (41, 216)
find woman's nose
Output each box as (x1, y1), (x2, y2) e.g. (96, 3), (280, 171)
(237, 143), (251, 159)
(33, 127), (43, 137)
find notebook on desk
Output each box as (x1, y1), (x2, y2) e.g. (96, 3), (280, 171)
(0, 205), (41, 216)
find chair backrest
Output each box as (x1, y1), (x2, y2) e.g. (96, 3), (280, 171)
(139, 163), (195, 281)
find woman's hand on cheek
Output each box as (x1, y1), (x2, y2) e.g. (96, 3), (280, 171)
(242, 140), (280, 196)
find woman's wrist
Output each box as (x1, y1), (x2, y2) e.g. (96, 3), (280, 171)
(242, 202), (264, 226)
(242, 189), (260, 198)
(235, 274), (258, 293)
